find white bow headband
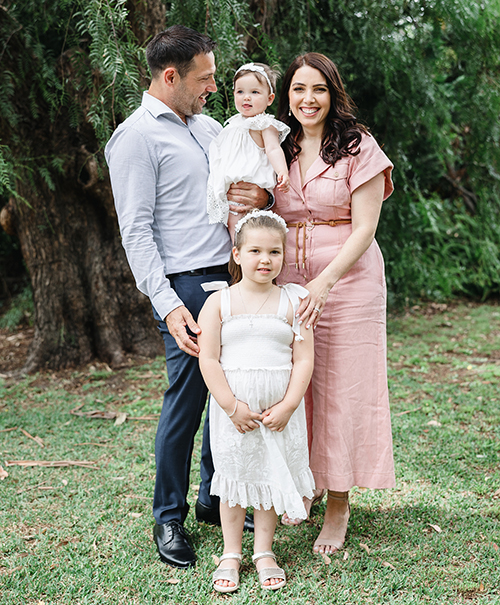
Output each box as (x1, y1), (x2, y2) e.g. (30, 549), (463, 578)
(234, 210), (288, 234)
(235, 63), (273, 94)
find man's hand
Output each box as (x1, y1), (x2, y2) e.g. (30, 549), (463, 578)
(165, 306), (201, 357)
(227, 181), (269, 214)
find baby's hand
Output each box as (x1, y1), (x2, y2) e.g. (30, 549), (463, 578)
(277, 173), (290, 193)
(231, 399), (262, 434)
(261, 401), (294, 432)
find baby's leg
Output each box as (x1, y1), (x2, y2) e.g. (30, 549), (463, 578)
(214, 502), (246, 589)
(253, 507), (285, 588)
(227, 202), (247, 242)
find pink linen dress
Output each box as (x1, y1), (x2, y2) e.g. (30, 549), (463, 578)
(274, 133), (396, 492)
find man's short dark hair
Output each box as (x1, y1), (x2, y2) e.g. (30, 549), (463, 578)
(146, 25), (216, 79)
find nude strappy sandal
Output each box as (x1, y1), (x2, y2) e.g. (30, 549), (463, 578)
(252, 551), (286, 591)
(212, 552), (242, 593)
(313, 491), (350, 553)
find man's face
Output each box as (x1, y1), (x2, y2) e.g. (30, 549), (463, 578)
(173, 52), (217, 121)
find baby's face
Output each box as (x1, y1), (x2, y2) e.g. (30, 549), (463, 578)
(234, 74), (274, 118)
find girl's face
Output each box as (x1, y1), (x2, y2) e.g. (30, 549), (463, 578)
(289, 65), (331, 132)
(233, 227), (284, 285)
(234, 74), (274, 118)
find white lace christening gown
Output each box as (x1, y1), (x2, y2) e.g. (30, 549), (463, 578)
(206, 112), (290, 226)
(209, 284), (315, 520)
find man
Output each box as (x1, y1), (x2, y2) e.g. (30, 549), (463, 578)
(105, 25), (267, 568)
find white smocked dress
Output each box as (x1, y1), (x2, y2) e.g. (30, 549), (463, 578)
(206, 113), (290, 226)
(209, 284), (315, 520)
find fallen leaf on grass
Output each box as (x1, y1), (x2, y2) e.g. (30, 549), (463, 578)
(212, 554), (220, 566)
(19, 428), (44, 448)
(166, 578), (180, 584)
(0, 426), (18, 433)
(427, 420), (442, 427)
(360, 543), (370, 554)
(343, 550), (349, 561)
(382, 561), (396, 570)
(6, 459), (98, 469)
(428, 523), (442, 533)
(130, 512), (143, 518)
(114, 412), (127, 426)
(0, 465), (8, 480)
(492, 543), (498, 552)
(492, 488), (500, 499)
(320, 553), (331, 564)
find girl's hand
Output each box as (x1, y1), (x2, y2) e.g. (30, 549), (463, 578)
(296, 275), (332, 329)
(261, 401), (294, 432)
(230, 400), (262, 434)
(277, 174), (290, 192)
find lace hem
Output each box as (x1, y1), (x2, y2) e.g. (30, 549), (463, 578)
(207, 181), (228, 225)
(211, 469), (315, 519)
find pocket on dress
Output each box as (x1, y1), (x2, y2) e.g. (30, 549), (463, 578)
(312, 164), (350, 207)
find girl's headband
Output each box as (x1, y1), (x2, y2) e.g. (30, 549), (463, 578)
(235, 63), (274, 94)
(234, 210), (288, 234)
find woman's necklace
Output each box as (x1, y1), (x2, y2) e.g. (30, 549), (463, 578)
(238, 284), (274, 328)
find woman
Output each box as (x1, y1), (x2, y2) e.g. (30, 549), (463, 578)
(274, 53), (395, 555)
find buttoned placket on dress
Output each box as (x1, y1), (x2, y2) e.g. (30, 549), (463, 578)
(288, 164), (315, 281)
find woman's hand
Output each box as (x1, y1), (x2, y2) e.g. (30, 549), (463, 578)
(230, 400), (262, 434)
(296, 274), (332, 329)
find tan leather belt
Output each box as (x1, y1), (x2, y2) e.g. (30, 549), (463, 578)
(287, 220), (352, 269)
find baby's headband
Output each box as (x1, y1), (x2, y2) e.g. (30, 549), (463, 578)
(234, 210), (288, 234)
(235, 63), (274, 94)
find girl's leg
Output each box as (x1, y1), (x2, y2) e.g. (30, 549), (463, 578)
(214, 502), (246, 590)
(253, 507), (282, 587)
(313, 490), (350, 554)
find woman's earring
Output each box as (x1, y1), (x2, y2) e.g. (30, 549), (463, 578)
(288, 106), (291, 116)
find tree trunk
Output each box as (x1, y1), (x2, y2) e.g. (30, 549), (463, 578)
(1, 0), (168, 373)
(12, 136), (162, 373)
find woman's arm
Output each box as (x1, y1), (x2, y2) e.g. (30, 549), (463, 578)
(297, 172), (385, 328)
(261, 313), (314, 431)
(198, 293), (262, 434)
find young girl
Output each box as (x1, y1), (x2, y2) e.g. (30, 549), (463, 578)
(198, 210), (315, 593)
(206, 63), (291, 239)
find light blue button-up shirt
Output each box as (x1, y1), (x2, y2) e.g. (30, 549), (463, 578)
(105, 92), (231, 320)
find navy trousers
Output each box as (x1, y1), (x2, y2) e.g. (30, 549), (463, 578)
(152, 270), (230, 525)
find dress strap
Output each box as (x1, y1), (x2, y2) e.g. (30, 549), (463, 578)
(280, 283), (310, 341)
(220, 286), (231, 320)
(277, 287), (290, 318)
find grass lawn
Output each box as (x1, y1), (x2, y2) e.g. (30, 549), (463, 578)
(1, 302), (499, 604)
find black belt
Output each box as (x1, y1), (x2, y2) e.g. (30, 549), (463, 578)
(166, 263), (229, 280)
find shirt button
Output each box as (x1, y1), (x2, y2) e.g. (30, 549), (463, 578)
(334, 171), (339, 177)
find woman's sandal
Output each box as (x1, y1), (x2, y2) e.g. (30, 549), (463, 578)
(313, 491), (350, 554)
(281, 488), (327, 526)
(212, 552), (242, 593)
(252, 551), (286, 591)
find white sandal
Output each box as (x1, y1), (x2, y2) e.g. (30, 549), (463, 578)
(212, 552), (242, 593)
(252, 551), (286, 591)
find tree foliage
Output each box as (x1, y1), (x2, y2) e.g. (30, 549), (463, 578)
(1, 0), (500, 348)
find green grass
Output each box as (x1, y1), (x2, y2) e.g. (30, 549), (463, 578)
(1, 302), (500, 604)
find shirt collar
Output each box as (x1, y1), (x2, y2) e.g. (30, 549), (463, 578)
(141, 91), (202, 128)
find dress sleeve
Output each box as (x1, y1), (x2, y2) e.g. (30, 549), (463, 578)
(348, 133), (394, 201)
(241, 113), (291, 144)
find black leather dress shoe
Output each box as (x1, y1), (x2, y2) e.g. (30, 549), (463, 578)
(195, 499), (255, 532)
(153, 520), (196, 568)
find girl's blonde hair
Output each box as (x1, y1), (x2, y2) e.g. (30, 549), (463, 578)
(233, 62), (280, 96)
(229, 212), (288, 284)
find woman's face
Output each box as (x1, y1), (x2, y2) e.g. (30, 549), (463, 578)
(288, 65), (331, 132)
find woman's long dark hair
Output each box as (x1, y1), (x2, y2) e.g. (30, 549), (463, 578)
(277, 53), (368, 167)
